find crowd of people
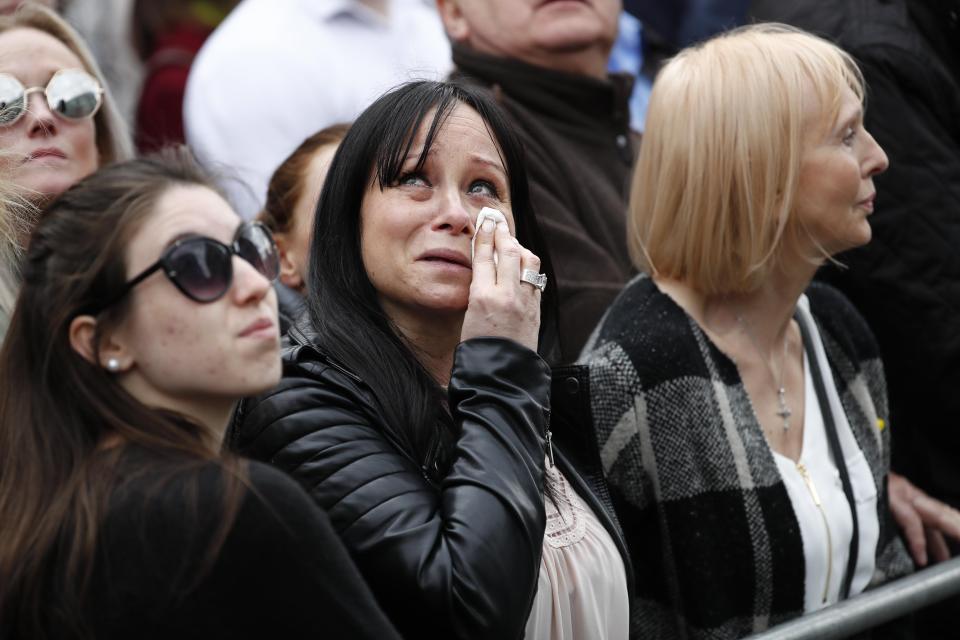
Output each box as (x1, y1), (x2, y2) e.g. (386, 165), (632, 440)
(0, 1), (958, 639)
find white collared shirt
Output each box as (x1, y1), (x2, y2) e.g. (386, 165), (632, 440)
(184, 0), (452, 217)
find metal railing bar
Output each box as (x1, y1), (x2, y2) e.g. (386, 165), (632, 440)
(749, 556), (960, 640)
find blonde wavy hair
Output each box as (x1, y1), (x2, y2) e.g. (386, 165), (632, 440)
(0, 170), (30, 335)
(628, 23), (865, 295)
(0, 2), (133, 168)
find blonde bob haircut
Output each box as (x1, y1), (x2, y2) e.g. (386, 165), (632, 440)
(0, 3), (133, 167)
(628, 23), (865, 295)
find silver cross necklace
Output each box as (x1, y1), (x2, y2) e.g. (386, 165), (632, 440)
(736, 314), (792, 431)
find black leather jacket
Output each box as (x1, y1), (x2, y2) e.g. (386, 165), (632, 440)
(227, 326), (632, 639)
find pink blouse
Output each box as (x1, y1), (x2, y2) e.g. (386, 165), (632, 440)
(524, 459), (630, 639)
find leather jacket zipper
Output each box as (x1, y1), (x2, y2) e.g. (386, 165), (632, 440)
(796, 461), (833, 604)
(543, 408), (554, 468)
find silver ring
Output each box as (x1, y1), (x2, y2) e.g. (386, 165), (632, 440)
(520, 268), (547, 292)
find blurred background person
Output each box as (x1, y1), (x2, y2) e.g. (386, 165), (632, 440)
(623, 0), (748, 71)
(613, 0), (748, 131)
(0, 149), (400, 639)
(131, 0), (238, 153)
(257, 123), (349, 332)
(62, 0), (141, 123)
(230, 81), (632, 639)
(0, 0), (58, 13)
(606, 10), (650, 132)
(437, 0), (636, 362)
(0, 2), (133, 326)
(184, 0), (451, 218)
(0, 3), (132, 210)
(583, 24), (912, 638)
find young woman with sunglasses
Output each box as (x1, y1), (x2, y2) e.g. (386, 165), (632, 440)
(0, 3), (131, 209)
(0, 148), (399, 639)
(230, 81), (633, 640)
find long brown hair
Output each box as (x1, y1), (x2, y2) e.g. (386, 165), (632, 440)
(0, 147), (246, 638)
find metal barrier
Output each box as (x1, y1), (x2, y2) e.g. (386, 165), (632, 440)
(749, 556), (960, 639)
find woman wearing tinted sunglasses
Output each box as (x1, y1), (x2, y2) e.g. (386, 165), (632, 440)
(0, 3), (131, 209)
(0, 148), (399, 639)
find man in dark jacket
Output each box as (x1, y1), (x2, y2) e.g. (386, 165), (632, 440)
(751, 0), (960, 633)
(436, 0), (635, 362)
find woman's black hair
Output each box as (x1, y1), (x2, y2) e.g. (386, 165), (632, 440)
(306, 80), (557, 472)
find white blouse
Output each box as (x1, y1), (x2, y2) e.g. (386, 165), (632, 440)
(773, 296), (880, 612)
(524, 459), (630, 640)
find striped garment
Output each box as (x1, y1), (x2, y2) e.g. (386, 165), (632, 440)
(581, 275), (913, 639)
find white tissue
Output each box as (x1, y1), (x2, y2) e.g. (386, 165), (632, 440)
(472, 207), (507, 264)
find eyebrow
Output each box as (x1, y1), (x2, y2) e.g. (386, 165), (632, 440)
(835, 104), (863, 132)
(402, 149), (507, 175)
(162, 231), (203, 250)
(470, 154), (507, 176)
(161, 221), (243, 250)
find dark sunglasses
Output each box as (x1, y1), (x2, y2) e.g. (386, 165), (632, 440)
(88, 222), (279, 314)
(0, 68), (103, 126)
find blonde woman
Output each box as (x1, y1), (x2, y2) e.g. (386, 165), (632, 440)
(0, 3), (132, 207)
(583, 24), (913, 638)
(0, 2), (131, 335)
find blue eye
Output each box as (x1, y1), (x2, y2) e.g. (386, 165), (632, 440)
(397, 172), (429, 187)
(468, 180), (499, 198)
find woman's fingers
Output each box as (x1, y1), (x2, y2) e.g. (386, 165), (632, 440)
(889, 472), (927, 566)
(895, 498), (927, 567)
(493, 219), (522, 285)
(913, 492), (960, 561)
(471, 216), (497, 288)
(927, 528), (952, 564)
(461, 217), (543, 352)
(889, 471), (960, 567)
(519, 247), (543, 297)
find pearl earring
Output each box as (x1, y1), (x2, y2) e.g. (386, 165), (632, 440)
(106, 358), (120, 372)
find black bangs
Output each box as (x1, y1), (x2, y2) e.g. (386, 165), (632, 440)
(366, 81), (529, 235)
(373, 84), (463, 190)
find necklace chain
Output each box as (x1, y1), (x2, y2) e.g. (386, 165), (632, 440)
(737, 314), (792, 431)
